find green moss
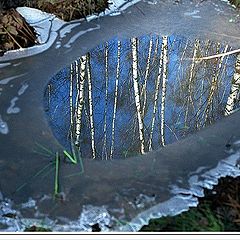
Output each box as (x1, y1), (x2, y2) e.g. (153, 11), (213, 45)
(140, 204), (224, 232)
(24, 225), (52, 232)
(141, 176), (240, 232)
(230, 0), (240, 7)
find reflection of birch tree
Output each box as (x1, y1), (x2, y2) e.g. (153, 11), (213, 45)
(160, 36), (168, 147)
(69, 63), (74, 135)
(132, 37), (145, 154)
(142, 36), (153, 117)
(225, 54), (240, 116)
(195, 40), (210, 129)
(204, 44), (228, 125)
(46, 35), (236, 160)
(184, 39), (199, 125)
(110, 40), (121, 159)
(148, 37), (164, 151)
(102, 42), (109, 160)
(86, 53), (96, 159)
(75, 55), (87, 147)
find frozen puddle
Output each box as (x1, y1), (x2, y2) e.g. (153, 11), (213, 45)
(0, 0), (240, 233)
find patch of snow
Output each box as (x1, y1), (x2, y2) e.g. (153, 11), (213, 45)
(234, 140), (240, 145)
(59, 23), (81, 39)
(184, 10), (200, 16)
(7, 97), (20, 114)
(145, 0), (158, 5)
(135, 194), (156, 208)
(0, 74), (26, 85)
(221, 0), (237, 8)
(0, 115), (9, 135)
(184, 10), (201, 18)
(0, 63), (11, 68)
(192, 15), (202, 19)
(17, 83), (29, 96)
(21, 198), (36, 209)
(64, 25), (100, 49)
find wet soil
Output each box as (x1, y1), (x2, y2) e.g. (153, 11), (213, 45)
(0, 0), (108, 54)
(0, 8), (37, 56)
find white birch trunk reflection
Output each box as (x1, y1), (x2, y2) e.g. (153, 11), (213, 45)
(75, 55), (87, 147)
(184, 39), (199, 125)
(102, 42), (109, 160)
(142, 36), (153, 117)
(132, 37), (145, 154)
(149, 36), (164, 151)
(45, 35), (236, 160)
(225, 54), (240, 116)
(160, 36), (168, 147)
(86, 53), (96, 159)
(110, 40), (121, 159)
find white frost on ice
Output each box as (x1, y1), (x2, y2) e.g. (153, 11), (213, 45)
(21, 198), (36, 209)
(64, 25), (100, 49)
(184, 10), (201, 18)
(0, 63), (11, 68)
(7, 97), (20, 114)
(0, 74), (26, 85)
(0, 115), (9, 134)
(18, 83), (29, 96)
(145, 0), (158, 5)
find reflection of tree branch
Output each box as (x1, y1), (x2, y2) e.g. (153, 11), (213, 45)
(110, 41), (121, 159)
(184, 39), (199, 125)
(193, 48), (240, 61)
(204, 44), (227, 125)
(195, 40), (210, 129)
(141, 36), (153, 118)
(165, 123), (178, 141)
(149, 36), (164, 151)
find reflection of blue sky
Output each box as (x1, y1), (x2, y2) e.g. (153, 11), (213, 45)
(44, 35), (236, 159)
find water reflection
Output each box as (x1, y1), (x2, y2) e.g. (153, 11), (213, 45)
(44, 35), (238, 160)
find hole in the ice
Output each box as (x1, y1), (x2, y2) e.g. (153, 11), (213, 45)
(91, 223), (101, 232)
(44, 35), (239, 160)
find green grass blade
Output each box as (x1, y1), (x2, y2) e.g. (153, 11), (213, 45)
(15, 162), (53, 193)
(32, 149), (52, 158)
(35, 142), (55, 156)
(63, 150), (77, 164)
(40, 166), (55, 179)
(54, 152), (60, 196)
